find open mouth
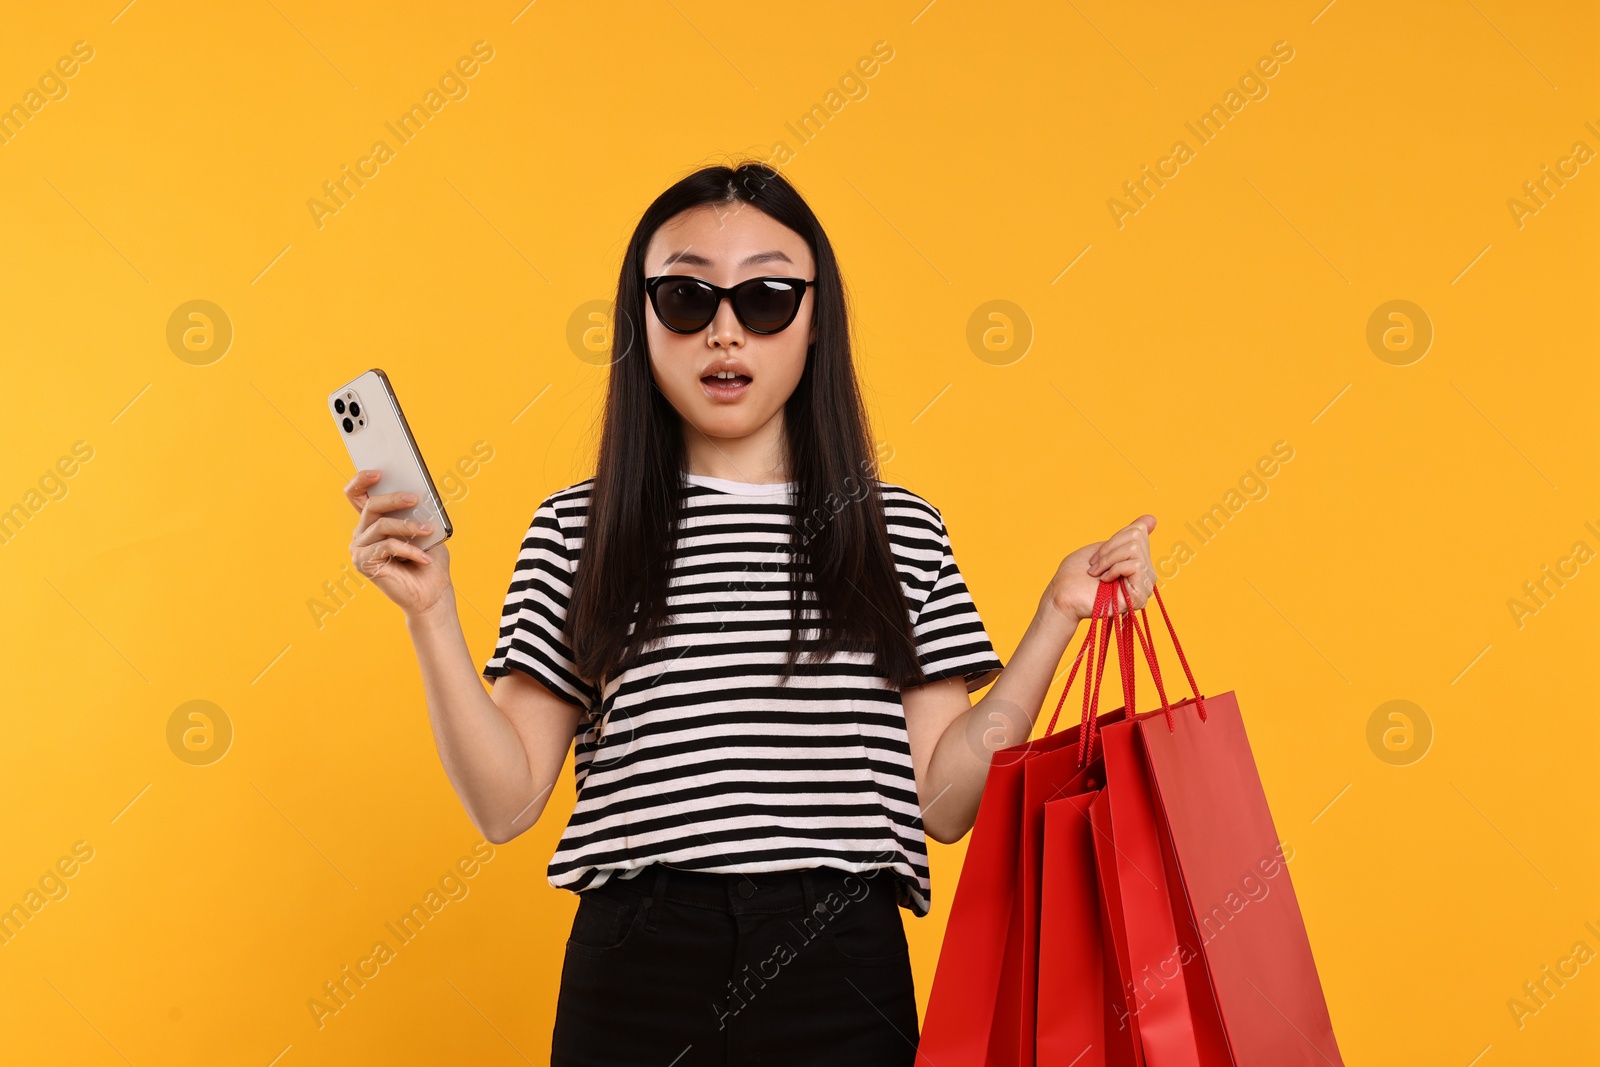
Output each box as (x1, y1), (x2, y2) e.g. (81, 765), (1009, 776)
(700, 372), (752, 400)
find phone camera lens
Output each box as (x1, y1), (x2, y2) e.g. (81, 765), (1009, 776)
(334, 398), (345, 414)
(349, 402), (361, 417)
(342, 417), (354, 433)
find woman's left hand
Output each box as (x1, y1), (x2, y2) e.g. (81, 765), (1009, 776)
(1045, 514), (1158, 623)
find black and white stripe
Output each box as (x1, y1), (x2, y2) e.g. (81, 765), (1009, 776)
(481, 473), (1004, 917)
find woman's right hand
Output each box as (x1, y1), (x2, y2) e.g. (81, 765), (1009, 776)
(344, 469), (453, 618)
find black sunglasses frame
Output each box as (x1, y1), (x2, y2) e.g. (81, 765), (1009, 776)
(644, 275), (815, 335)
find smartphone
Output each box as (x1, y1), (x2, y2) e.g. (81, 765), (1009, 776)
(328, 369), (452, 551)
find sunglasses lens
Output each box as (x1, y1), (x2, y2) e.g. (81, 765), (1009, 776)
(654, 278), (718, 331)
(736, 279), (803, 333)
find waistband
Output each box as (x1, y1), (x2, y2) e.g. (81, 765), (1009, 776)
(591, 862), (897, 915)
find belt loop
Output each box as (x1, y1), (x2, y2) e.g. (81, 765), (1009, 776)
(800, 868), (817, 921)
(644, 864), (668, 931)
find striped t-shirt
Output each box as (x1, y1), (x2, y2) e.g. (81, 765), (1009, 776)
(481, 472), (1004, 917)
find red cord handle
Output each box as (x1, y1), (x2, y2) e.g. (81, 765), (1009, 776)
(1043, 579), (1117, 736)
(1083, 579), (1147, 765)
(1042, 578), (1209, 768)
(1076, 581), (1125, 768)
(1101, 577), (1207, 731)
(1147, 581), (1206, 722)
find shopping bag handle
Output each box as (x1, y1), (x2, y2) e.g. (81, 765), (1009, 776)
(1042, 578), (1209, 765)
(1140, 579), (1207, 725)
(1078, 579), (1204, 766)
(1042, 578), (1117, 738)
(1038, 580), (1126, 766)
(1104, 577), (1209, 733)
(1078, 579), (1140, 768)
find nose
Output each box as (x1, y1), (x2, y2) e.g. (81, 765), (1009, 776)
(706, 294), (744, 349)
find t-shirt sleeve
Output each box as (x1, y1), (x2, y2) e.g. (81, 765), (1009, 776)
(481, 496), (600, 715)
(911, 510), (1004, 692)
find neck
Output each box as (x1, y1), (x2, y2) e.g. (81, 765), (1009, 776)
(683, 416), (790, 483)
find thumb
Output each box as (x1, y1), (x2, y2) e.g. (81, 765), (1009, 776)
(1133, 513), (1157, 534)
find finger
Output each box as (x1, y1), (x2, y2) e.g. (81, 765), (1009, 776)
(1131, 514), (1157, 535)
(1097, 558), (1139, 586)
(353, 516), (435, 548)
(1088, 526), (1145, 568)
(1104, 563), (1154, 607)
(356, 538), (433, 574)
(362, 490), (421, 516)
(356, 490), (422, 533)
(1087, 542), (1137, 576)
(1123, 571), (1152, 610)
(343, 469), (382, 512)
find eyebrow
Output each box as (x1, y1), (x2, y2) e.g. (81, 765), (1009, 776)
(660, 248), (794, 269)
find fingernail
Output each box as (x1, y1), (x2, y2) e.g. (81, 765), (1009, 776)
(419, 523), (433, 532)
(404, 494), (417, 503)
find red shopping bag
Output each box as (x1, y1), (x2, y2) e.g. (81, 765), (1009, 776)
(1038, 580), (1207, 1067)
(1021, 582), (1132, 1065)
(929, 575), (1345, 1066)
(920, 581), (1127, 1065)
(1136, 700), (1342, 1054)
(1087, 789), (1144, 1066)
(1092, 580), (1345, 1066)
(1038, 791), (1109, 1065)
(1098, 705), (1216, 1064)
(1036, 584), (1142, 1067)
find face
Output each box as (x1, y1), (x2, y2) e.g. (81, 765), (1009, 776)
(642, 201), (817, 461)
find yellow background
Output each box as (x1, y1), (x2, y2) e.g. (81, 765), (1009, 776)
(2, 1), (1595, 1063)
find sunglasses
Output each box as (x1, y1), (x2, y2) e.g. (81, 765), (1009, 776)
(644, 275), (815, 335)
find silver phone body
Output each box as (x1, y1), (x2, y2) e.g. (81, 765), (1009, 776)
(328, 369), (452, 551)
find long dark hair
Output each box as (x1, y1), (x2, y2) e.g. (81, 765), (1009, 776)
(566, 160), (927, 695)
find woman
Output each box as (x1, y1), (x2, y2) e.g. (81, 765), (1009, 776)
(340, 161), (1157, 1065)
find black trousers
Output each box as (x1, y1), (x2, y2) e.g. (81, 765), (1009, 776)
(550, 862), (920, 1066)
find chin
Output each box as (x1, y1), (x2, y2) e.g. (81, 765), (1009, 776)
(692, 412), (763, 438)
(682, 396), (764, 429)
